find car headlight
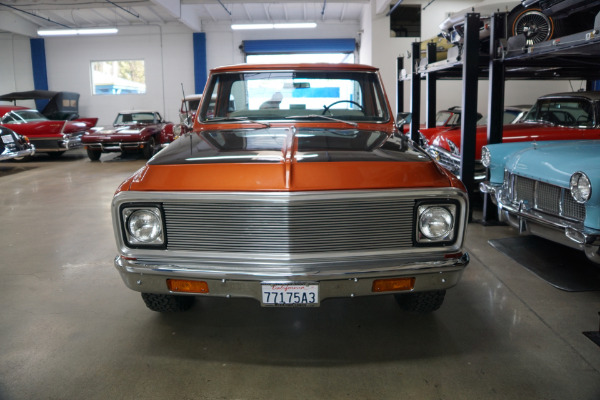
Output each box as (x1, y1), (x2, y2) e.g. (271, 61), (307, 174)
(122, 206), (164, 246)
(570, 172), (591, 204)
(481, 146), (491, 168)
(447, 139), (460, 156)
(416, 204), (457, 244)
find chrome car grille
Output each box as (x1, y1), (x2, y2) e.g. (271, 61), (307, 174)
(510, 174), (585, 222)
(163, 197), (415, 254)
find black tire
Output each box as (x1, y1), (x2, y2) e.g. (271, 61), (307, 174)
(86, 148), (101, 161)
(46, 151), (65, 159)
(141, 293), (195, 312)
(394, 290), (446, 313)
(508, 7), (563, 44)
(142, 137), (156, 159)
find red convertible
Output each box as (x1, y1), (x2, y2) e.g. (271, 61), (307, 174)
(0, 105), (97, 157)
(82, 110), (171, 161)
(419, 92), (600, 181)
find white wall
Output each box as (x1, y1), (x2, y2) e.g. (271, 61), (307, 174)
(0, 33), (35, 108)
(41, 25), (194, 126)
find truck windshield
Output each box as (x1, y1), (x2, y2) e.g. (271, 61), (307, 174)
(199, 70), (389, 123)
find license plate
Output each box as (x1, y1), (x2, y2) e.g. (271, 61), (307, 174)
(261, 283), (319, 307)
(1, 134), (14, 144)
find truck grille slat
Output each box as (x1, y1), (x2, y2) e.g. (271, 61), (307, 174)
(163, 198), (415, 254)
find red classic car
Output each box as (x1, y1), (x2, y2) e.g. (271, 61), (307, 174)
(0, 105), (97, 157)
(161, 94), (202, 142)
(111, 63), (470, 314)
(419, 92), (600, 181)
(82, 110), (171, 161)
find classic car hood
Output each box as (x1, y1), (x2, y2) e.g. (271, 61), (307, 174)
(126, 127), (455, 191)
(506, 140), (600, 187)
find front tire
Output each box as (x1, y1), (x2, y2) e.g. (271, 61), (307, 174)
(141, 293), (195, 312)
(394, 290), (446, 313)
(46, 151), (65, 159)
(141, 137), (156, 159)
(86, 148), (101, 161)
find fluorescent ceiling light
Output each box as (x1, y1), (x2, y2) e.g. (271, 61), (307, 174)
(273, 23), (317, 29)
(37, 28), (118, 36)
(231, 22), (317, 30)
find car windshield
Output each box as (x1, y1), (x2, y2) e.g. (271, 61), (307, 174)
(199, 70), (389, 123)
(114, 112), (158, 125)
(2, 110), (47, 123)
(524, 98), (595, 127)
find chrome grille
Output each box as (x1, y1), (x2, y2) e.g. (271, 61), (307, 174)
(510, 175), (585, 222)
(163, 197), (415, 254)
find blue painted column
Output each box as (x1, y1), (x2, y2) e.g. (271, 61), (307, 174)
(29, 38), (49, 110)
(193, 33), (207, 95)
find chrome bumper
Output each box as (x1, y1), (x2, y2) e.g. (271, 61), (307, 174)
(480, 181), (600, 263)
(85, 141), (146, 152)
(0, 145), (36, 161)
(114, 252), (470, 301)
(425, 146), (486, 182)
(30, 136), (82, 152)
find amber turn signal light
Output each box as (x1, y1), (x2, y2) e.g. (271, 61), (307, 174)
(372, 277), (415, 293)
(167, 279), (209, 293)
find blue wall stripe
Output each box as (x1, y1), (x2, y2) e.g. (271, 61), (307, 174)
(30, 38), (50, 110)
(193, 33), (207, 95)
(243, 39), (356, 54)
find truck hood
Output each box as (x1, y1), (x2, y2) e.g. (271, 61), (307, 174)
(125, 127), (457, 191)
(506, 140), (600, 187)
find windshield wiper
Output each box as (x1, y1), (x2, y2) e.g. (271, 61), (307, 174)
(285, 114), (358, 127)
(205, 116), (271, 128)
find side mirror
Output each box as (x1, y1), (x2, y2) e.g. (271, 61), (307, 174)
(396, 112), (412, 127)
(395, 112), (412, 136)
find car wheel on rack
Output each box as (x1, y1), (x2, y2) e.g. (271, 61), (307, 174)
(509, 7), (562, 44)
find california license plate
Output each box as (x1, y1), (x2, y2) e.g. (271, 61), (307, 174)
(261, 283), (319, 307)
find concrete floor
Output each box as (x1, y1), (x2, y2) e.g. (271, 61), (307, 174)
(1, 149), (599, 400)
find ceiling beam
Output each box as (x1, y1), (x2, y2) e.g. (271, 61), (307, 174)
(0, 10), (40, 37)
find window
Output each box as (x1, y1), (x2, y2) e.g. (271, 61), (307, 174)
(200, 70), (388, 123)
(91, 60), (146, 95)
(390, 4), (421, 37)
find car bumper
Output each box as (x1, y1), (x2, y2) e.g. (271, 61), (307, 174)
(114, 252), (470, 302)
(85, 141), (146, 152)
(480, 181), (600, 263)
(425, 146), (486, 182)
(30, 136), (82, 152)
(0, 145), (36, 161)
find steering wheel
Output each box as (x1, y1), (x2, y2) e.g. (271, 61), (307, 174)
(322, 100), (364, 115)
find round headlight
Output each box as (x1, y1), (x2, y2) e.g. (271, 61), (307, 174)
(481, 146), (491, 168)
(127, 209), (163, 243)
(419, 206), (454, 240)
(447, 139), (460, 156)
(570, 172), (591, 204)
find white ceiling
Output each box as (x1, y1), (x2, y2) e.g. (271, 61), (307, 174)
(0, 0), (384, 36)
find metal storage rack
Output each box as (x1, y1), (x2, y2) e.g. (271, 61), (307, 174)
(399, 10), (600, 221)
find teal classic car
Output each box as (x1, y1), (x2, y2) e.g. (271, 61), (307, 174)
(480, 140), (600, 264)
